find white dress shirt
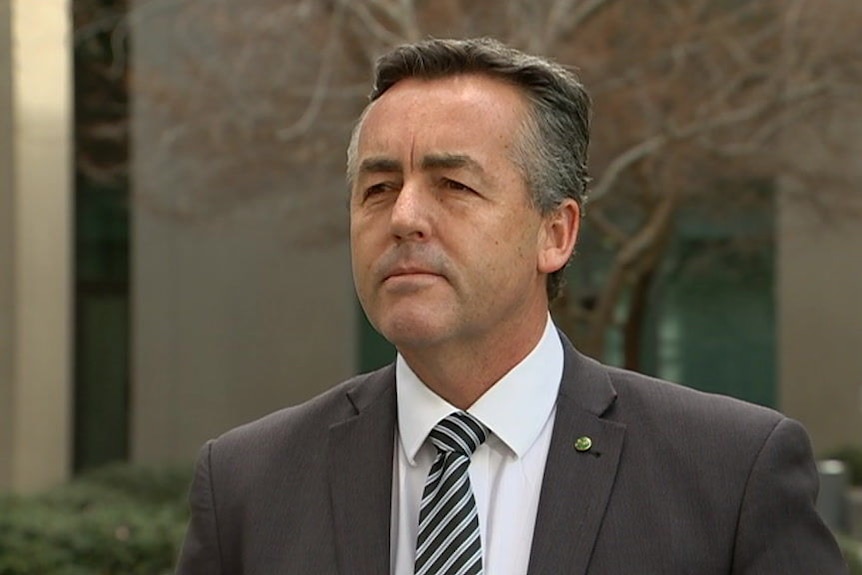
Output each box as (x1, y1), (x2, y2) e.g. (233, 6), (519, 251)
(390, 315), (565, 575)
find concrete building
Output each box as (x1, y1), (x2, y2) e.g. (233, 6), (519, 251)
(778, 110), (862, 450)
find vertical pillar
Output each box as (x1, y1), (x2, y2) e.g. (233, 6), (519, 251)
(0, 0), (15, 489)
(0, 0), (73, 493)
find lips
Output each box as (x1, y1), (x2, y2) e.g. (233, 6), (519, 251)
(374, 248), (450, 285)
(386, 267), (439, 279)
(383, 270), (444, 288)
(380, 262), (448, 288)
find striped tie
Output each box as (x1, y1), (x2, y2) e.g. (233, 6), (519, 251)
(415, 411), (489, 575)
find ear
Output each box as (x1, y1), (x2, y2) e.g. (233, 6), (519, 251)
(537, 199), (580, 275)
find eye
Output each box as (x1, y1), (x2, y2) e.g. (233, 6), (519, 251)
(441, 178), (475, 194)
(363, 181), (399, 200)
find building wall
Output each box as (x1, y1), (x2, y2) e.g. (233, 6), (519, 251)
(129, 2), (356, 465)
(778, 109), (862, 453)
(0, 0), (73, 493)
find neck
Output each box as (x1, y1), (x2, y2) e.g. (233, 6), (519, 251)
(400, 312), (548, 410)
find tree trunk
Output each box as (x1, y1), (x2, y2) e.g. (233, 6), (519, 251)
(623, 267), (654, 371)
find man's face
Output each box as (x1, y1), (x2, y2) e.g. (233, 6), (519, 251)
(349, 74), (562, 355)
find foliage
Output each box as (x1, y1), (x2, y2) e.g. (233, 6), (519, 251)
(0, 464), (191, 575)
(838, 535), (862, 575)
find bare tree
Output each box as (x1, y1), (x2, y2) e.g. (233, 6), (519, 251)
(79, 0), (862, 364)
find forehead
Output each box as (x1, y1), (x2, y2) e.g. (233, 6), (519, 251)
(356, 74), (528, 164)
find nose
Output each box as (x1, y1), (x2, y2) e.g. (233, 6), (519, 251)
(390, 181), (432, 241)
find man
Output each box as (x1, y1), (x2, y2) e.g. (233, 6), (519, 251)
(176, 38), (847, 574)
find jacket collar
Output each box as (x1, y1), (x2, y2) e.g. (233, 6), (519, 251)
(327, 334), (625, 575)
(328, 364), (397, 575)
(527, 334), (625, 575)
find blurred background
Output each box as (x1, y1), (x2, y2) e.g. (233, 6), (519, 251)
(1, 0), (861, 571)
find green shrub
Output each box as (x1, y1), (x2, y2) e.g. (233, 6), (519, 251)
(0, 464), (192, 575)
(839, 535), (862, 575)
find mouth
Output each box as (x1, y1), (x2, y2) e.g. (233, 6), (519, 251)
(382, 266), (446, 288)
(384, 269), (441, 281)
(387, 267), (437, 277)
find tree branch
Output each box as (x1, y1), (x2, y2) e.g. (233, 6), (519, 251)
(276, 0), (348, 141)
(546, 0), (616, 51)
(584, 190), (677, 356)
(590, 135), (667, 203)
(587, 207), (629, 248)
(346, 1), (406, 47)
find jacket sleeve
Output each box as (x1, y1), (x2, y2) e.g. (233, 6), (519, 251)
(732, 417), (848, 574)
(175, 441), (223, 575)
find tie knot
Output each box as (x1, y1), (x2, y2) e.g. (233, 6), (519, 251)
(428, 411), (489, 456)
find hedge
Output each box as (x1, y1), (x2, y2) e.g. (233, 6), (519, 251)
(0, 464), (191, 575)
(839, 536), (862, 575)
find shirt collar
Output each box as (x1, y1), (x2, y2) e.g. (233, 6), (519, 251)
(396, 314), (564, 464)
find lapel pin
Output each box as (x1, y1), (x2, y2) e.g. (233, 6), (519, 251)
(574, 436), (593, 452)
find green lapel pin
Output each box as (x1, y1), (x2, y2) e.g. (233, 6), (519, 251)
(574, 436), (593, 452)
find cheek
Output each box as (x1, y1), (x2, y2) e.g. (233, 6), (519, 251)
(350, 214), (382, 254)
(349, 237), (374, 286)
(351, 250), (375, 291)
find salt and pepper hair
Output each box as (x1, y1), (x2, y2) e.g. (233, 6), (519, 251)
(347, 37), (591, 301)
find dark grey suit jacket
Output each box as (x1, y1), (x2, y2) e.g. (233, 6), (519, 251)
(176, 338), (848, 574)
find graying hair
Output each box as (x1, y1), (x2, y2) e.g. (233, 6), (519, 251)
(347, 37), (591, 300)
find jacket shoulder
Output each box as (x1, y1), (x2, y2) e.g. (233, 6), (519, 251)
(607, 364), (782, 425)
(208, 364), (394, 466)
(596, 362), (791, 463)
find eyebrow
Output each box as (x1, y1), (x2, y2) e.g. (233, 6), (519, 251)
(356, 153), (486, 179)
(421, 153), (485, 176)
(357, 156), (403, 176)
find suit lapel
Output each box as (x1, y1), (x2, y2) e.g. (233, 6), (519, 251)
(527, 339), (626, 575)
(328, 366), (397, 575)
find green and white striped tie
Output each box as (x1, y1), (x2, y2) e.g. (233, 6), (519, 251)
(414, 411), (489, 575)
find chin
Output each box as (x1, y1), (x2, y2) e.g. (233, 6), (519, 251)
(376, 312), (451, 350)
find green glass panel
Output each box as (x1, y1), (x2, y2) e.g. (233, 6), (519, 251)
(357, 301), (396, 373)
(74, 290), (129, 470)
(657, 247), (776, 407)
